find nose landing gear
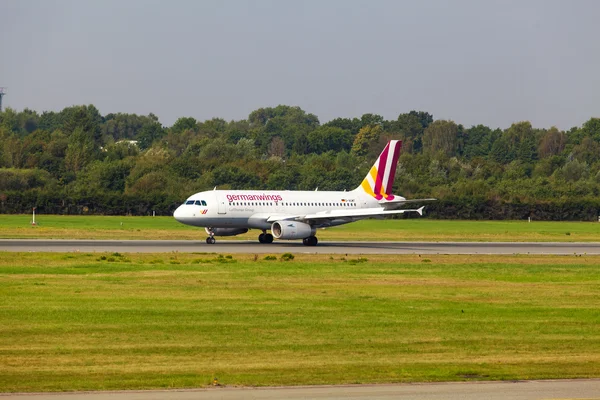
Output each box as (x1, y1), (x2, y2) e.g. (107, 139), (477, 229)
(206, 228), (216, 244)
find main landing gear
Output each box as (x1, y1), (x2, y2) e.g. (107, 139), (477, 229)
(258, 231), (274, 244)
(302, 236), (318, 246)
(206, 228), (216, 244)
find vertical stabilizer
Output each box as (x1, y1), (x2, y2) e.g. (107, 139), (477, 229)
(357, 140), (402, 200)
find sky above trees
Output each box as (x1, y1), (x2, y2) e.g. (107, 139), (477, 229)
(2, 0), (599, 129)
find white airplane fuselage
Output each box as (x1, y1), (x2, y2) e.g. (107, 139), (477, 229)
(173, 188), (386, 230)
(173, 140), (433, 245)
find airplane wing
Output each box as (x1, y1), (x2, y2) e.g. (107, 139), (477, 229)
(266, 206), (425, 224)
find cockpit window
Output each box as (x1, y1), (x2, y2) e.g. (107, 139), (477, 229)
(201, 200), (207, 206)
(185, 200), (194, 205)
(194, 200), (200, 206)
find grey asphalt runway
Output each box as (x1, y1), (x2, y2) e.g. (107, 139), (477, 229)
(1, 239), (599, 254)
(2, 380), (600, 400)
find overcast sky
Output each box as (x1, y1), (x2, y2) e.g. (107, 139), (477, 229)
(1, 0), (599, 129)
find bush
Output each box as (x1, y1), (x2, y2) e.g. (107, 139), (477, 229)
(280, 253), (295, 261)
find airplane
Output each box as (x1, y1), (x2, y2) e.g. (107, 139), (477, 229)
(173, 140), (435, 245)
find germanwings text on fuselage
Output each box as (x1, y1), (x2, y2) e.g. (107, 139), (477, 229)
(226, 194), (283, 202)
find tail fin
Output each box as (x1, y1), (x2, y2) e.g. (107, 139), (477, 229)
(357, 140), (402, 200)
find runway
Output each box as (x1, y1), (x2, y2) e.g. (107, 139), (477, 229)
(2, 380), (600, 400)
(0, 239), (599, 254)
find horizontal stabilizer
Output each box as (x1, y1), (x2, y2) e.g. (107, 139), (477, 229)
(379, 198), (437, 210)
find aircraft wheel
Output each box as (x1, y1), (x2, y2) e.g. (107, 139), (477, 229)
(303, 236), (318, 246)
(258, 233), (265, 243)
(206, 237), (216, 244)
(264, 233), (274, 243)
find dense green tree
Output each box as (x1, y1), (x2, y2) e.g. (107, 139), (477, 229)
(101, 113), (158, 141)
(569, 118), (600, 144)
(0, 108), (20, 133)
(490, 136), (514, 164)
(136, 121), (165, 150)
(211, 165), (260, 189)
(323, 117), (361, 134)
(538, 127), (566, 159)
(422, 120), (459, 157)
(572, 137), (600, 165)
(462, 125), (498, 159)
(248, 105), (319, 153)
(72, 159), (134, 194)
(38, 111), (63, 132)
(2, 134), (25, 168)
(389, 111), (433, 153)
(5, 103), (600, 220)
(351, 125), (383, 156)
(307, 126), (353, 154)
(517, 134), (538, 163)
(62, 105), (103, 143)
(360, 113), (384, 127)
(65, 128), (97, 173)
(171, 117), (198, 134)
(0, 168), (55, 191)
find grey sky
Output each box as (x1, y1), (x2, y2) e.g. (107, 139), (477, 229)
(1, 0), (599, 130)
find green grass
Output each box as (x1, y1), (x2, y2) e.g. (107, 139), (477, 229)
(1, 253), (600, 391)
(1, 214), (600, 241)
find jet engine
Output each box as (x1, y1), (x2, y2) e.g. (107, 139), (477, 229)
(205, 227), (248, 237)
(271, 221), (315, 240)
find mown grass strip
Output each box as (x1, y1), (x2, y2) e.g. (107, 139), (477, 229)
(1, 214), (600, 241)
(1, 253), (599, 391)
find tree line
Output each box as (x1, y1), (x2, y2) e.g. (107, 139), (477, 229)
(1, 104), (600, 220)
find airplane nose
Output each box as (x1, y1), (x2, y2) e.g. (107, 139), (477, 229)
(173, 205), (184, 222)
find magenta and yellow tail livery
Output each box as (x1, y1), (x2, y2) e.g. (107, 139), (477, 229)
(359, 140), (402, 200)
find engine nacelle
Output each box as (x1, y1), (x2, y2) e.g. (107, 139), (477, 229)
(206, 227), (248, 237)
(271, 221), (315, 240)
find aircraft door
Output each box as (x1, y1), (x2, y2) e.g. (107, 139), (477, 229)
(217, 194), (227, 214)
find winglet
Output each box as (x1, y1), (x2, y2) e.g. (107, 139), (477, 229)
(417, 206), (425, 216)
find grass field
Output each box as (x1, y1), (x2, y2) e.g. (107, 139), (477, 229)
(1, 214), (600, 241)
(1, 252), (600, 392)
